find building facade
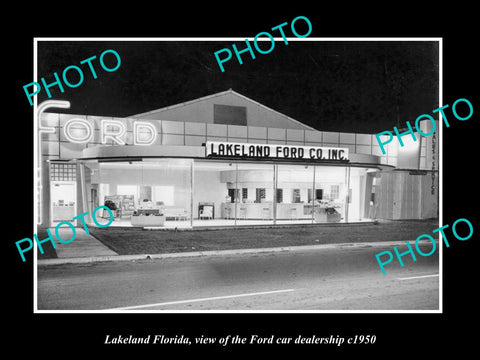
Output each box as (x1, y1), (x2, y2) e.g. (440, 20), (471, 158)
(38, 89), (438, 229)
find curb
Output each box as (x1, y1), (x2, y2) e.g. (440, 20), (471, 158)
(36, 239), (438, 267)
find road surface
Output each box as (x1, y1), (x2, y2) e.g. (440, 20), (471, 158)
(37, 242), (440, 311)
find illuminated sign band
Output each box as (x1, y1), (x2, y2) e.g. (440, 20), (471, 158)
(59, 118), (158, 145)
(206, 141), (349, 161)
(43, 114), (348, 162)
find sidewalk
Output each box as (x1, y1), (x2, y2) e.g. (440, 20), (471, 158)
(51, 228), (117, 259)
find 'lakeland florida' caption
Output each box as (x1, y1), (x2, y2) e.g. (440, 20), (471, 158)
(104, 334), (373, 346)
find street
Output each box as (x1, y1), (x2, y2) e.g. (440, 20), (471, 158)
(37, 242), (439, 311)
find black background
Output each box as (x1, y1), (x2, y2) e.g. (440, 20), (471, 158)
(5, 4), (478, 356)
(35, 40), (438, 134)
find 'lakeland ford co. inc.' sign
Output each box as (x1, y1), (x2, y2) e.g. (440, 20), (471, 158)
(206, 141), (349, 161)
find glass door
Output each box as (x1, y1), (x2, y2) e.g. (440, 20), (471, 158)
(50, 181), (76, 223)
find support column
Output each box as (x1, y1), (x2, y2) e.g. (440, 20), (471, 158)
(312, 166), (316, 223)
(190, 160), (194, 228)
(273, 164), (277, 225)
(345, 166), (351, 223)
(78, 162), (90, 225)
(40, 158), (51, 228)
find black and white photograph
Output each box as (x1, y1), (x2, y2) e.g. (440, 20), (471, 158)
(6, 6), (479, 356)
(34, 38), (441, 312)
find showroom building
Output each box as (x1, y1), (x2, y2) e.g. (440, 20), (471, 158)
(37, 89), (439, 229)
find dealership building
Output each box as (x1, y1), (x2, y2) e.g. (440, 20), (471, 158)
(37, 89), (439, 229)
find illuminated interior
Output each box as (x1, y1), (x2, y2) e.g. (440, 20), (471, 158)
(83, 159), (375, 228)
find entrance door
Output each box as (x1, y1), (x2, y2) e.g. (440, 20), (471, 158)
(49, 162), (78, 225)
(50, 181), (76, 223)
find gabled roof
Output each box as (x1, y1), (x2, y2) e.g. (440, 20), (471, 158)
(131, 89), (316, 131)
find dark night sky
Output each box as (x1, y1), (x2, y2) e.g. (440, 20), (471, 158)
(37, 40), (439, 134)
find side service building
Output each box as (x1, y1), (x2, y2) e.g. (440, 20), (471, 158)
(38, 89), (438, 229)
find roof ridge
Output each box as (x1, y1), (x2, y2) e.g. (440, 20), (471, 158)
(130, 89), (234, 118)
(130, 89), (316, 131)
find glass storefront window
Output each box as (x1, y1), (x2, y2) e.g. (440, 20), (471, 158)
(276, 164), (314, 224)
(82, 158), (371, 228)
(347, 167), (369, 222)
(193, 161), (236, 226)
(313, 166), (347, 223)
(235, 162), (274, 225)
(193, 161), (275, 226)
(90, 159), (193, 228)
